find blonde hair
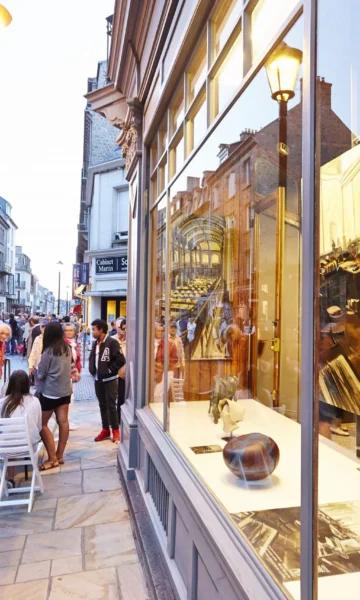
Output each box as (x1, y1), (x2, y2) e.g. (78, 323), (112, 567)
(0, 323), (11, 338)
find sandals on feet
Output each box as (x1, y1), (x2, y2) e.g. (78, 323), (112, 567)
(40, 461), (59, 471)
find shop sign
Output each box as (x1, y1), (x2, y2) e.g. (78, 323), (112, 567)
(95, 256), (128, 274)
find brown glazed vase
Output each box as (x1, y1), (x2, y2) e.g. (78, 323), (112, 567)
(223, 433), (280, 481)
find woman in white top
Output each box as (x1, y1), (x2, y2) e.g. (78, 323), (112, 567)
(0, 370), (42, 486)
(28, 319), (47, 375)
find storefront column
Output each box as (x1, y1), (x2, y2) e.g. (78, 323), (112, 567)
(116, 98), (144, 479)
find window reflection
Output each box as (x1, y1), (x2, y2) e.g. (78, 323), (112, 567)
(317, 2), (360, 597)
(211, 0), (242, 63)
(150, 198), (167, 407)
(186, 93), (207, 156)
(187, 34), (207, 107)
(149, 12), (305, 597)
(250, 0), (299, 65)
(210, 32), (243, 120)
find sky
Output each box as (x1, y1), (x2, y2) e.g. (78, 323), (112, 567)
(0, 0), (115, 298)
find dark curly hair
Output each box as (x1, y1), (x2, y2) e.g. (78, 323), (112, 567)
(42, 322), (70, 356)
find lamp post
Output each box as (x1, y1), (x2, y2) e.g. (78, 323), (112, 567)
(0, 4), (12, 28)
(66, 285), (70, 315)
(57, 261), (63, 316)
(265, 42), (302, 407)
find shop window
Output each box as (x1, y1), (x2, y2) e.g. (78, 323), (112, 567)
(149, 17), (305, 597)
(210, 0), (242, 64)
(316, 1), (360, 597)
(149, 196), (168, 412)
(186, 34), (207, 108)
(250, 0), (299, 65)
(210, 31), (243, 121)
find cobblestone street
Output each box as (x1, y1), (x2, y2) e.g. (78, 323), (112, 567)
(0, 357), (150, 600)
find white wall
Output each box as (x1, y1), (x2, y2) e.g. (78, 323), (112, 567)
(89, 167), (128, 252)
(88, 296), (101, 324)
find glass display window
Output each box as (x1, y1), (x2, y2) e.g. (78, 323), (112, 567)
(210, 0), (242, 64)
(149, 196), (168, 413)
(250, 0), (299, 66)
(149, 17), (305, 597)
(210, 30), (243, 121)
(313, 1), (360, 598)
(186, 33), (207, 109)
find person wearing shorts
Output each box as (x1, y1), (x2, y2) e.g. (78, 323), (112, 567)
(36, 322), (72, 470)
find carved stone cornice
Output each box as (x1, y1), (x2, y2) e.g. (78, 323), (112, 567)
(116, 98), (143, 175)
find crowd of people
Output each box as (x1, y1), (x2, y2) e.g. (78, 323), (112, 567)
(0, 313), (127, 486)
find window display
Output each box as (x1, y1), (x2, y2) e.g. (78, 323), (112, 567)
(316, 0), (360, 597)
(148, 8), (305, 596)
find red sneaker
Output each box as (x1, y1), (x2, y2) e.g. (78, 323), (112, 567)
(112, 428), (121, 443)
(94, 428), (110, 442)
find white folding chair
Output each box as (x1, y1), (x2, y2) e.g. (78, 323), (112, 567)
(0, 416), (44, 513)
(172, 378), (185, 402)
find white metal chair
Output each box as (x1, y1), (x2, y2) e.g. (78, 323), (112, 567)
(172, 378), (185, 402)
(0, 416), (44, 513)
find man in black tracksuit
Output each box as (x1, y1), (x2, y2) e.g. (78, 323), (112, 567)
(89, 319), (124, 443)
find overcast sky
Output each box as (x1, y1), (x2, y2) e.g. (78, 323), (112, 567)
(0, 0), (114, 298)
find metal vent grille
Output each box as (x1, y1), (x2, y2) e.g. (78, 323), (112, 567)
(148, 456), (169, 534)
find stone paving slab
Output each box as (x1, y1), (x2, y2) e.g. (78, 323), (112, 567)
(0, 356), (150, 599)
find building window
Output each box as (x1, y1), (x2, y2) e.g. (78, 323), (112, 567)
(242, 158), (251, 187)
(228, 171), (236, 198)
(210, 0), (242, 64)
(210, 30), (243, 121)
(113, 188), (129, 236)
(186, 33), (207, 108)
(169, 84), (184, 139)
(250, 0), (299, 65)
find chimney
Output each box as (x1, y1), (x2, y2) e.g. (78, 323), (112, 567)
(317, 76), (332, 109)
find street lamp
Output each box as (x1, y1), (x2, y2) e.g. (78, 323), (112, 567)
(66, 285), (70, 315)
(0, 4), (12, 28)
(57, 261), (63, 316)
(265, 42), (302, 407)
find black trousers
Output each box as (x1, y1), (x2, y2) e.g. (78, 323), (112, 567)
(95, 379), (119, 430)
(117, 378), (125, 423)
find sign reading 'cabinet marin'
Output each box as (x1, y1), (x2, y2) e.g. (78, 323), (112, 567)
(95, 256), (128, 274)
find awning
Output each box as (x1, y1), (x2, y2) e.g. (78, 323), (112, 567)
(84, 290), (127, 298)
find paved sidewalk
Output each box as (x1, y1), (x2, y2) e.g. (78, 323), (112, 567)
(0, 357), (150, 600)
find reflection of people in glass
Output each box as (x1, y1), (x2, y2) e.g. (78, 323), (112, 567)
(169, 322), (185, 378)
(187, 317), (196, 343)
(153, 322), (179, 402)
